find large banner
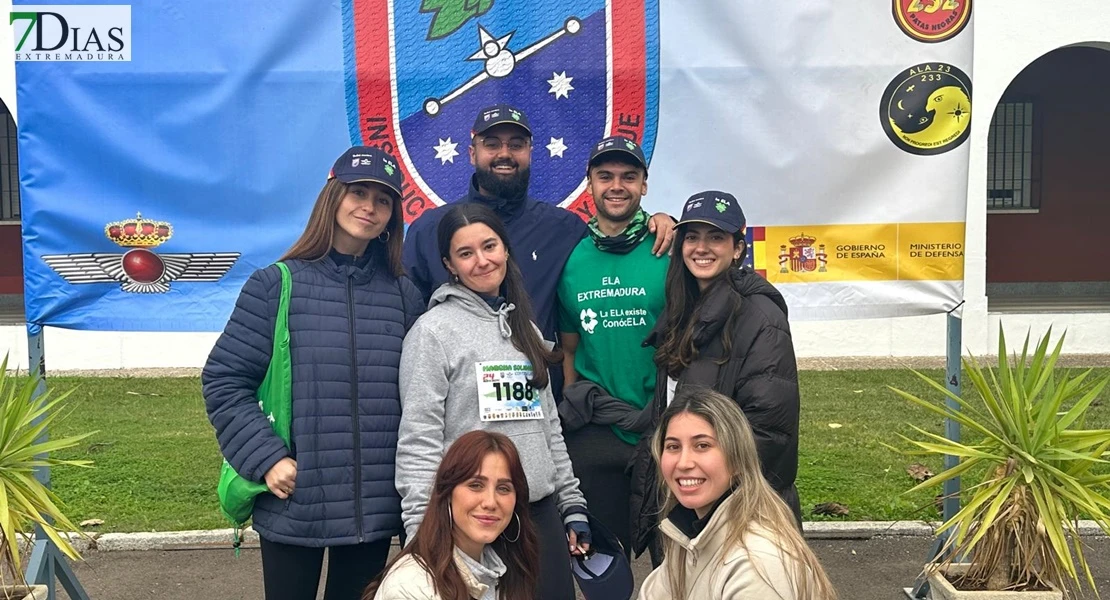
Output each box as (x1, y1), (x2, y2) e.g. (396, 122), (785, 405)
(14, 0), (970, 330)
(648, 1), (972, 320)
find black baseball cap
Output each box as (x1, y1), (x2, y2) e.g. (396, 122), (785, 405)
(471, 104), (532, 137)
(328, 146), (403, 197)
(570, 515), (634, 600)
(587, 136), (647, 174)
(674, 190), (746, 234)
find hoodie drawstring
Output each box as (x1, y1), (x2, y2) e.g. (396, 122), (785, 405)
(496, 302), (515, 338)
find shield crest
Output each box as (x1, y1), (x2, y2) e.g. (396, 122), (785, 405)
(343, 0), (660, 223)
(892, 0), (972, 43)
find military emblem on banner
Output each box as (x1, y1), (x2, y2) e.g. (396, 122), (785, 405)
(880, 62), (972, 156)
(892, 0), (972, 43)
(343, 0), (660, 223)
(41, 213), (240, 293)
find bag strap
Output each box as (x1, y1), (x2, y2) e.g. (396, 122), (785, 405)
(274, 262), (292, 350)
(264, 262), (293, 446)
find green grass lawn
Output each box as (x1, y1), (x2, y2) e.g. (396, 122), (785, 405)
(44, 368), (1110, 533)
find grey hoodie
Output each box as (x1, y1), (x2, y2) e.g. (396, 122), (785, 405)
(397, 284), (587, 538)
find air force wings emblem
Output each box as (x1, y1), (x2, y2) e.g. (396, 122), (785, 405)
(343, 0), (660, 222)
(41, 213), (240, 294)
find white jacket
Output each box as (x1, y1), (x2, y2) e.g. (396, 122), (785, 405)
(374, 547), (505, 600)
(638, 495), (811, 600)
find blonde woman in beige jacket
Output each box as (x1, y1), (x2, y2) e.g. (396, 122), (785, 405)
(638, 388), (837, 600)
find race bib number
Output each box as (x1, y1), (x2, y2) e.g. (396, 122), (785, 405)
(475, 361), (543, 422)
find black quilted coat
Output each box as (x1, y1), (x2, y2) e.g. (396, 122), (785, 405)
(628, 268), (802, 557)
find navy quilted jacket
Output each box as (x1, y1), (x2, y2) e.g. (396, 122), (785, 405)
(203, 249), (425, 547)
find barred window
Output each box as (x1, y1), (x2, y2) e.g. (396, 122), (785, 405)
(987, 101), (1041, 211)
(0, 101), (18, 223)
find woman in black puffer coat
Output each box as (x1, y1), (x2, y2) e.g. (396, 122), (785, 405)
(203, 147), (425, 600)
(628, 190), (801, 565)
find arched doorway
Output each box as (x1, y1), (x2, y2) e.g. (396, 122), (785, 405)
(0, 97), (23, 323)
(986, 45), (1110, 311)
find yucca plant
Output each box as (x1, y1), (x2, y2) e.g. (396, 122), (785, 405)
(890, 328), (1110, 597)
(0, 354), (94, 590)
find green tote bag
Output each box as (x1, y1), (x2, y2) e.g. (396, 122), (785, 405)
(217, 262), (293, 542)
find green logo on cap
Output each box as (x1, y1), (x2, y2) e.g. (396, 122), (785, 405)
(625, 140), (636, 150)
(384, 163), (395, 176)
(715, 200), (728, 213)
(510, 110), (521, 121)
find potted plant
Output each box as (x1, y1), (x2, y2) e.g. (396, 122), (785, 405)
(0, 355), (94, 600)
(891, 328), (1110, 599)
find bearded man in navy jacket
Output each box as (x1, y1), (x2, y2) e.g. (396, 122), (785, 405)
(402, 104), (675, 366)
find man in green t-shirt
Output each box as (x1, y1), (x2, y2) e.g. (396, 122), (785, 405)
(556, 136), (668, 556)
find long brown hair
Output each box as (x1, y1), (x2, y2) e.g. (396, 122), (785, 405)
(364, 431), (539, 600)
(653, 223), (745, 378)
(436, 202), (561, 388)
(279, 178), (405, 277)
(652, 388), (837, 600)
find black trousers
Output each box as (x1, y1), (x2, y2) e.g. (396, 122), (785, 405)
(563, 423), (634, 558)
(531, 494), (576, 600)
(258, 536), (391, 600)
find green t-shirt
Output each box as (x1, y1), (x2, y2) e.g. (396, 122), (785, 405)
(557, 236), (668, 444)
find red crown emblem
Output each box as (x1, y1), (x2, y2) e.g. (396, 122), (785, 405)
(789, 233), (816, 248)
(104, 212), (173, 248)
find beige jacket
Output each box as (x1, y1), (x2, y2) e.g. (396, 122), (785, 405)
(638, 495), (808, 600)
(374, 547), (503, 600)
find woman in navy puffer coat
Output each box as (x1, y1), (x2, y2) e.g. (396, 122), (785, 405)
(203, 146), (425, 600)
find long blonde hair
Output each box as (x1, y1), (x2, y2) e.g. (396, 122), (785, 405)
(651, 387), (837, 600)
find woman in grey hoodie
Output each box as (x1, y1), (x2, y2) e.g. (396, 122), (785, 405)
(397, 203), (590, 600)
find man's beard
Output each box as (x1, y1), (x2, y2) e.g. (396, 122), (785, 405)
(475, 159), (531, 201)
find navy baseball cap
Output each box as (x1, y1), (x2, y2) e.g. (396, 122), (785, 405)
(328, 146), (403, 197)
(675, 190), (746, 234)
(471, 104), (532, 137)
(587, 136), (647, 174)
(570, 515), (634, 600)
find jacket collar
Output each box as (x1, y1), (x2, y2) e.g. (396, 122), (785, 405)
(466, 174), (528, 221)
(657, 492), (740, 563)
(687, 273), (740, 347)
(317, 244), (381, 284)
(453, 546), (507, 598)
(668, 488), (735, 540)
(643, 271), (741, 350)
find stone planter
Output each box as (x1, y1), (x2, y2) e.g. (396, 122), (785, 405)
(927, 565), (1061, 600)
(0, 585), (49, 600)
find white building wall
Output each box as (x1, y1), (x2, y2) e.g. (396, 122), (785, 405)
(2, 1), (1108, 370)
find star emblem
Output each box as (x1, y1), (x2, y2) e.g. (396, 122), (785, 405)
(546, 137), (568, 158)
(467, 25), (514, 62)
(547, 71), (575, 99)
(433, 138), (459, 165)
(947, 103), (968, 122)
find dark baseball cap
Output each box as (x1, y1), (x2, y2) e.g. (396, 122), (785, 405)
(328, 146), (403, 197)
(570, 515), (634, 600)
(587, 136), (647, 174)
(675, 190), (746, 234)
(471, 104), (532, 137)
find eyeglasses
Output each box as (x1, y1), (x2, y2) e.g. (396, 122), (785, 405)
(477, 137), (530, 153)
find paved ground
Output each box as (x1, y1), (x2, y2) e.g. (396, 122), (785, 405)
(48, 535), (1110, 599)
